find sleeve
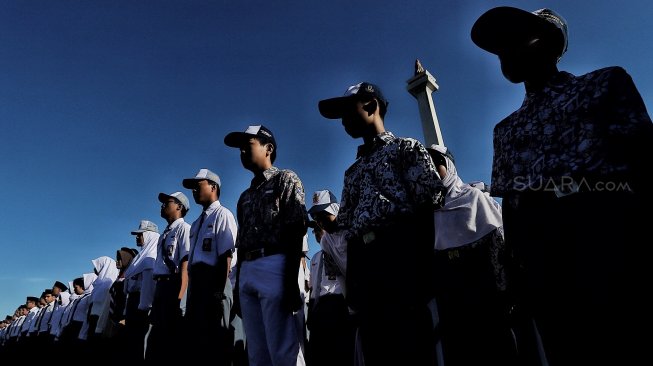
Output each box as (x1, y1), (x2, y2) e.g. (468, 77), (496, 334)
(138, 269), (155, 311)
(215, 209), (238, 256)
(177, 223), (191, 261)
(605, 67), (653, 196)
(401, 138), (445, 210)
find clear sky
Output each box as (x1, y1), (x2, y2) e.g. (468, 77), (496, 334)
(1, 0), (652, 316)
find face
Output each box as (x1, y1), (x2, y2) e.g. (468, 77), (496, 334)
(26, 301), (36, 309)
(312, 211), (338, 234)
(21, 308), (28, 316)
(311, 225), (324, 243)
(191, 180), (215, 205)
(73, 284), (84, 295)
(498, 36), (556, 83)
(52, 287), (61, 296)
(341, 98), (375, 138)
(44, 294), (55, 304)
(160, 197), (181, 219)
(239, 138), (270, 172)
(135, 233), (144, 247)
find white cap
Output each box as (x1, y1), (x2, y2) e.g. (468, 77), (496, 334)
(182, 168), (221, 189)
(131, 220), (159, 235)
(308, 190), (339, 217)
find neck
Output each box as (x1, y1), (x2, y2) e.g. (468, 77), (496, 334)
(202, 198), (217, 211)
(362, 117), (385, 145)
(524, 64), (559, 93)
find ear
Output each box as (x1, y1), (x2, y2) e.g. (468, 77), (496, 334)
(363, 99), (377, 115)
(266, 143), (274, 155)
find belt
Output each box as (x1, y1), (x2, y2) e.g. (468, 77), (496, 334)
(242, 247), (283, 261)
(153, 274), (178, 281)
(435, 239), (486, 261)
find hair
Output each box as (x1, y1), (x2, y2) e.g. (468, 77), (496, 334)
(254, 136), (277, 164)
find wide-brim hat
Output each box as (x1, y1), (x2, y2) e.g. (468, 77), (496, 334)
(471, 6), (568, 58)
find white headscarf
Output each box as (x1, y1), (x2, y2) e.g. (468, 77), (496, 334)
(89, 256), (120, 333)
(433, 150), (503, 250)
(123, 231), (159, 279)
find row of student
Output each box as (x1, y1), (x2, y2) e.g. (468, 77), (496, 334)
(3, 5), (653, 365)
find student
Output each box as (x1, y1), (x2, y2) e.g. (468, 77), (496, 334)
(146, 191), (191, 363)
(306, 190), (354, 366)
(471, 7), (653, 365)
(427, 144), (517, 366)
(182, 169), (237, 365)
(124, 220), (159, 362)
(319, 82), (444, 365)
(224, 125), (309, 366)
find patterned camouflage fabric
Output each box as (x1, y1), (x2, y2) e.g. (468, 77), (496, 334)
(236, 166), (308, 252)
(491, 67), (653, 197)
(338, 131), (444, 240)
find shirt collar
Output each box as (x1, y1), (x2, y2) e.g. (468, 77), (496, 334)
(523, 71), (575, 103)
(203, 200), (222, 215)
(356, 131), (395, 158)
(166, 217), (185, 231)
(250, 166), (279, 188)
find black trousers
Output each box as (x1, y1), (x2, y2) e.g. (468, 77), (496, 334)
(504, 191), (650, 365)
(145, 275), (183, 363)
(347, 220), (437, 366)
(185, 263), (232, 366)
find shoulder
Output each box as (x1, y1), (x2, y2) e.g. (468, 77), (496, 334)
(580, 66), (632, 84)
(276, 168), (304, 186)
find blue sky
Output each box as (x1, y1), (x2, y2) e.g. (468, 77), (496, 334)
(1, 0), (652, 316)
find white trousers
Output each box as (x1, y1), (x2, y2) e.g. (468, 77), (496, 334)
(240, 254), (299, 366)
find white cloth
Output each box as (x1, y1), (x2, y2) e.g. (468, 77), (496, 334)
(124, 231), (160, 278)
(320, 231), (348, 277)
(90, 256), (119, 333)
(433, 155), (503, 250)
(123, 230), (159, 310)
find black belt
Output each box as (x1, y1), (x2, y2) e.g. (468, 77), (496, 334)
(242, 247), (284, 261)
(153, 274), (178, 281)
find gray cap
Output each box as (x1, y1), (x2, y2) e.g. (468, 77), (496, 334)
(182, 168), (221, 189)
(158, 191), (190, 211)
(130, 220), (159, 235)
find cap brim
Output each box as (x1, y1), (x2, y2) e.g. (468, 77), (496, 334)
(182, 178), (200, 189)
(130, 230), (146, 235)
(471, 6), (550, 55)
(318, 96), (351, 119)
(158, 193), (171, 203)
(224, 132), (251, 148)
(308, 203), (331, 216)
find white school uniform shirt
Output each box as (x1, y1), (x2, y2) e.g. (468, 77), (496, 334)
(38, 301), (56, 333)
(153, 218), (191, 275)
(309, 250), (345, 300)
(20, 306), (39, 334)
(10, 315), (25, 337)
(28, 307), (44, 334)
(188, 200), (237, 267)
(57, 292), (81, 337)
(124, 231), (160, 310)
(48, 302), (68, 337)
